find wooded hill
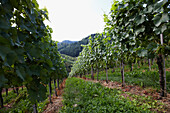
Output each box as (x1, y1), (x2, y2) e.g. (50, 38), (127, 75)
(58, 34), (97, 57)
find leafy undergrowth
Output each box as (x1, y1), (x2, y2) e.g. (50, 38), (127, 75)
(60, 77), (165, 113)
(2, 89), (17, 106)
(0, 89), (33, 112)
(0, 88), (48, 113)
(0, 79), (66, 113)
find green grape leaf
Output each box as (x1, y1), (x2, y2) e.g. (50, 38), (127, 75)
(137, 49), (148, 57)
(15, 48), (25, 63)
(144, 5), (153, 13)
(18, 32), (29, 42)
(29, 65), (41, 76)
(0, 36), (10, 45)
(0, 45), (12, 61)
(153, 24), (167, 34)
(129, 15), (136, 21)
(40, 68), (48, 78)
(16, 66), (26, 80)
(135, 15), (145, 25)
(46, 59), (53, 67)
(135, 26), (145, 36)
(146, 42), (158, 51)
(153, 0), (167, 12)
(0, 17), (10, 29)
(27, 82), (47, 104)
(153, 13), (169, 27)
(5, 51), (18, 66)
(160, 24), (167, 33)
(29, 47), (42, 58)
(2, 1), (12, 13)
(10, 0), (18, 8)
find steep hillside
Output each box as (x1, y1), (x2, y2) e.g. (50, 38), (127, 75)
(58, 40), (77, 51)
(58, 34), (97, 57)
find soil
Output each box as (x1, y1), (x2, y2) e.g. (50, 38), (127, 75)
(42, 95), (63, 113)
(166, 68), (170, 72)
(42, 79), (66, 113)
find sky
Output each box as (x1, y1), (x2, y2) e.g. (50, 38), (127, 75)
(38, 0), (113, 42)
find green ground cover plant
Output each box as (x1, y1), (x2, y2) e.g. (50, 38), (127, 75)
(60, 77), (163, 113)
(0, 82), (58, 113)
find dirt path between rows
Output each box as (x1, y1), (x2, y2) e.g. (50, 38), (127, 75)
(82, 77), (170, 112)
(43, 79), (66, 113)
(43, 95), (63, 113)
